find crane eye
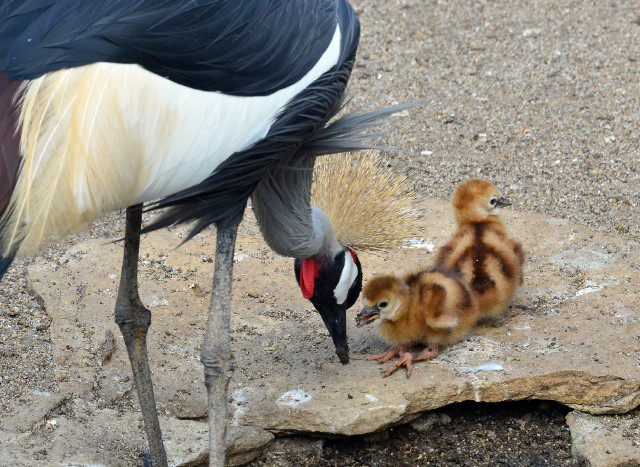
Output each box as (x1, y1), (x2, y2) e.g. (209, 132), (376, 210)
(490, 198), (497, 206)
(379, 301), (388, 308)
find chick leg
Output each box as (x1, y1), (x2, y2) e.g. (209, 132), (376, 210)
(368, 345), (408, 363)
(114, 204), (168, 467)
(414, 343), (439, 362)
(201, 224), (238, 467)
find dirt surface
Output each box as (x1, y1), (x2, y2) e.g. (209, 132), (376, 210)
(1, 0), (639, 465)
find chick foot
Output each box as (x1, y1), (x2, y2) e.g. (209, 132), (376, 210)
(382, 351), (414, 378)
(382, 344), (440, 378)
(368, 346), (407, 364)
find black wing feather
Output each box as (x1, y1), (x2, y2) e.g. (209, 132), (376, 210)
(0, 0), (340, 96)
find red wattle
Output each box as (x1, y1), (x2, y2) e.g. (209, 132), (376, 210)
(300, 258), (319, 299)
(349, 249), (357, 263)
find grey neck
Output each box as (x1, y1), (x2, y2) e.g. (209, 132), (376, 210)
(309, 206), (344, 258)
(251, 158), (343, 260)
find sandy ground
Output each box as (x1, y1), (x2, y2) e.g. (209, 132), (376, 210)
(350, 0), (639, 240)
(1, 0), (638, 465)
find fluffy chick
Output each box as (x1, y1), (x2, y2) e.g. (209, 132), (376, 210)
(357, 268), (479, 377)
(436, 179), (525, 318)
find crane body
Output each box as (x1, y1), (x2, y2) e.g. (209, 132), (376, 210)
(0, 1), (402, 465)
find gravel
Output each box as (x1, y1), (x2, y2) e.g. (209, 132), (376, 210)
(348, 0), (639, 240)
(1, 0), (638, 464)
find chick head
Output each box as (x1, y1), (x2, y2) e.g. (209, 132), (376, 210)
(356, 275), (407, 327)
(452, 179), (511, 224)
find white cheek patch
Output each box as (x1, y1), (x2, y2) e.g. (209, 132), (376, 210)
(334, 252), (358, 305)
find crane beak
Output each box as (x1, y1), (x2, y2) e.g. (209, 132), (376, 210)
(316, 305), (349, 364)
(495, 197), (511, 207)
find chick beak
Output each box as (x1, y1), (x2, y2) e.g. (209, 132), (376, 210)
(495, 197), (511, 208)
(356, 305), (380, 327)
(316, 305), (350, 364)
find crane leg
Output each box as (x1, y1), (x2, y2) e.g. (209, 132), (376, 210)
(114, 204), (168, 467)
(201, 223), (238, 467)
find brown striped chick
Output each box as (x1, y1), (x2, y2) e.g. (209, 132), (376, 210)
(356, 268), (479, 378)
(436, 179), (525, 318)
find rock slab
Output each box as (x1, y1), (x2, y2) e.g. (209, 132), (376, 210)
(567, 410), (640, 467)
(8, 199), (640, 457)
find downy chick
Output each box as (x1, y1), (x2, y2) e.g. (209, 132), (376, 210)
(356, 268), (479, 377)
(436, 179), (525, 318)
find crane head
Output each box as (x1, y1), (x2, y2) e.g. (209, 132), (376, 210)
(294, 249), (362, 364)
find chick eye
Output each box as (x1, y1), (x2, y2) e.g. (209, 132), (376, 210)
(490, 198), (497, 206)
(379, 301), (388, 308)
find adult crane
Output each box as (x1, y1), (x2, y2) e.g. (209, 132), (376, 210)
(0, 1), (405, 465)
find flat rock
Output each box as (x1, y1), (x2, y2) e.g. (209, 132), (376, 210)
(18, 199), (640, 444)
(227, 426), (276, 466)
(567, 410), (640, 466)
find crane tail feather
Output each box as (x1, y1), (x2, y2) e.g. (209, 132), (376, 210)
(297, 102), (419, 157)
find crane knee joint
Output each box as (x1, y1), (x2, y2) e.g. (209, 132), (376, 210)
(200, 347), (235, 374)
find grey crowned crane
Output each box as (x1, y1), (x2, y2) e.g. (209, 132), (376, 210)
(0, 1), (408, 465)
